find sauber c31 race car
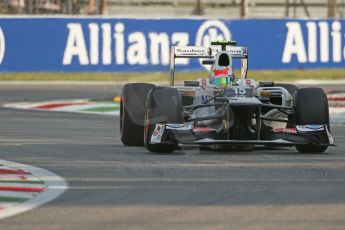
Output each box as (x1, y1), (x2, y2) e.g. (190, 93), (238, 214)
(120, 41), (335, 153)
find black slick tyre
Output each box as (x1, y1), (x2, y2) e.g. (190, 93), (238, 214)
(144, 87), (183, 153)
(120, 83), (155, 146)
(294, 87), (329, 153)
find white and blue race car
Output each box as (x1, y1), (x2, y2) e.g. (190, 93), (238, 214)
(120, 41), (334, 153)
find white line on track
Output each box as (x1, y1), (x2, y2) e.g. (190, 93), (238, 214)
(0, 160), (68, 220)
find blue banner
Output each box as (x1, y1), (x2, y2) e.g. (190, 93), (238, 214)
(0, 17), (345, 72)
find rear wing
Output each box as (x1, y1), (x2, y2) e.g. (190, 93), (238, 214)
(169, 45), (248, 86)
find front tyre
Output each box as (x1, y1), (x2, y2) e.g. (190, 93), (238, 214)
(294, 87), (329, 153)
(120, 83), (155, 146)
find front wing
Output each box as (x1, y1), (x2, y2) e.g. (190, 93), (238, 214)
(149, 123), (335, 147)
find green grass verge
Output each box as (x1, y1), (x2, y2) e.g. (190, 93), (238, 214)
(0, 197), (28, 203)
(81, 106), (119, 112)
(0, 69), (345, 82)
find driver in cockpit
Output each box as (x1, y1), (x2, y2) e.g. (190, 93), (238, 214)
(208, 51), (235, 88)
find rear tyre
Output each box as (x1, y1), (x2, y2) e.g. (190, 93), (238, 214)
(144, 87), (183, 153)
(294, 87), (329, 153)
(120, 83), (155, 146)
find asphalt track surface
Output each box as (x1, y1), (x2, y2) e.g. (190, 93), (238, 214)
(0, 83), (345, 230)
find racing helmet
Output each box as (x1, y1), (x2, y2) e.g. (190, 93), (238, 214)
(210, 52), (235, 87)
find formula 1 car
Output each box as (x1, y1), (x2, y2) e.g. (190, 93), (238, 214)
(120, 41), (334, 153)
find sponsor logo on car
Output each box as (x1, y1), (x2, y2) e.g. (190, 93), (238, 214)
(273, 128), (297, 134)
(201, 95), (212, 103)
(150, 124), (165, 143)
(152, 125), (162, 136)
(175, 47), (208, 55)
(305, 125), (324, 130)
(296, 125), (325, 132)
(193, 127), (216, 133)
(166, 124), (193, 131)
